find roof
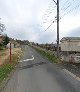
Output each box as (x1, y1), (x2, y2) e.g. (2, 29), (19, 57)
(60, 37), (80, 42)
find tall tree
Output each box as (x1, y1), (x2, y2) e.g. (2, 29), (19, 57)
(3, 35), (10, 45)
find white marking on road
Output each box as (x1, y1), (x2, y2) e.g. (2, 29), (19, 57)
(63, 69), (80, 82)
(19, 55), (34, 62)
(23, 55), (34, 61)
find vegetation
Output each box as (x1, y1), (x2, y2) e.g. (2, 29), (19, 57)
(0, 63), (15, 83)
(0, 19), (9, 50)
(3, 35), (10, 45)
(0, 43), (4, 50)
(32, 46), (59, 64)
(0, 35), (10, 50)
(0, 48), (22, 85)
(0, 19), (6, 34)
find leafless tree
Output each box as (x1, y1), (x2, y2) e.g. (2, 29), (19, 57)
(0, 19), (6, 34)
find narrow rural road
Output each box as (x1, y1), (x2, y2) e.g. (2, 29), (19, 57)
(1, 45), (80, 92)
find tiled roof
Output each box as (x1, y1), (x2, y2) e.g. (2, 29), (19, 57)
(60, 37), (80, 41)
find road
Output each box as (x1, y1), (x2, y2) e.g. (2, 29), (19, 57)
(1, 45), (80, 92)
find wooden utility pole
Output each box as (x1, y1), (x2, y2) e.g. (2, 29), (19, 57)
(53, 0), (59, 58)
(57, 0), (59, 58)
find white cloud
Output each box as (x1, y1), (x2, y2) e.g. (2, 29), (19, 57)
(60, 15), (80, 32)
(0, 0), (80, 43)
(59, 15), (80, 38)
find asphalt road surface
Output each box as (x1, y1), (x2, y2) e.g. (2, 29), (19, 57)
(1, 45), (80, 92)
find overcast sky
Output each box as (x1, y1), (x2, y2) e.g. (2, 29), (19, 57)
(0, 0), (80, 43)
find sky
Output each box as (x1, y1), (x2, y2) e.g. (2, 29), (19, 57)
(0, 0), (80, 43)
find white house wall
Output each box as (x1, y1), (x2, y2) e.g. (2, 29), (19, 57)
(61, 41), (80, 52)
(7, 43), (15, 49)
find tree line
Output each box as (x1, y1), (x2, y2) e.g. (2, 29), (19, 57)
(0, 19), (10, 49)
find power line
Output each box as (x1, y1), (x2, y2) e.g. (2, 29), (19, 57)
(42, 1), (56, 24)
(43, 0), (80, 26)
(42, 0), (80, 33)
(45, 21), (55, 31)
(42, 0), (70, 26)
(45, 0), (59, 58)
(60, 0), (80, 18)
(53, 0), (57, 5)
(60, 1), (80, 18)
(42, 0), (80, 58)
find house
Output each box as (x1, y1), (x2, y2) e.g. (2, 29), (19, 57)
(60, 37), (80, 63)
(6, 39), (20, 49)
(60, 37), (80, 52)
(9, 38), (20, 48)
(6, 42), (15, 49)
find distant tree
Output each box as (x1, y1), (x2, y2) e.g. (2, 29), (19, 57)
(0, 19), (6, 34)
(3, 35), (10, 45)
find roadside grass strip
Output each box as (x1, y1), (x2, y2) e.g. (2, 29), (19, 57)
(0, 63), (15, 84)
(0, 48), (22, 85)
(32, 46), (59, 64)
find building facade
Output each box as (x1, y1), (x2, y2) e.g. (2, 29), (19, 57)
(60, 37), (80, 52)
(60, 37), (80, 63)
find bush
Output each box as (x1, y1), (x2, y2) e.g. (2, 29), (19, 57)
(0, 43), (4, 50)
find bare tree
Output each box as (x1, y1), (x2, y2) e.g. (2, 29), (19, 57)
(0, 19), (6, 34)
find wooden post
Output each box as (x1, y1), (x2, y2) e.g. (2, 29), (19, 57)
(10, 42), (11, 63)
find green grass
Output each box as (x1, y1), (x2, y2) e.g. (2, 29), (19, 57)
(0, 48), (22, 85)
(0, 63), (15, 84)
(32, 46), (59, 64)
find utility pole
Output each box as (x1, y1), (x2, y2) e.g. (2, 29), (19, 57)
(46, 0), (59, 58)
(53, 0), (59, 58)
(57, 0), (59, 58)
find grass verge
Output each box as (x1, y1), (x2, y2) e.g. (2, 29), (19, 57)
(0, 63), (15, 84)
(31, 46), (59, 64)
(0, 48), (22, 85)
